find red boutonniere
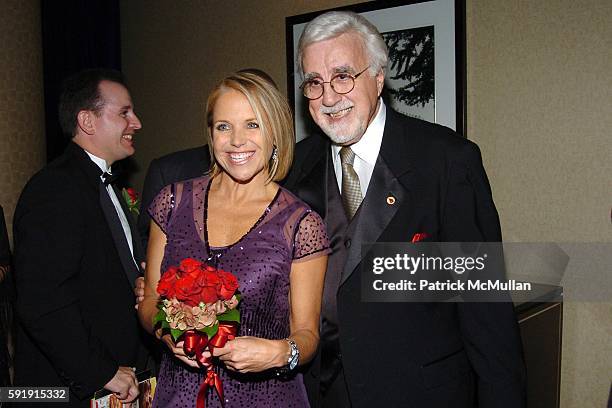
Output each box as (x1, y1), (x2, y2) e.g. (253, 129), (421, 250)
(121, 187), (140, 215)
(411, 232), (430, 243)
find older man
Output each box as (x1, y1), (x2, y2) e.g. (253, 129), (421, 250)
(12, 69), (149, 407)
(284, 11), (526, 408)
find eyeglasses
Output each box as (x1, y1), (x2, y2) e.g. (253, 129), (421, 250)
(300, 66), (370, 100)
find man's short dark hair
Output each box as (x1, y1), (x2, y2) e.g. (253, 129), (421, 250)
(58, 68), (127, 138)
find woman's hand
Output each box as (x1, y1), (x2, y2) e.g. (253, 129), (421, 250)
(212, 336), (287, 373)
(156, 329), (211, 369)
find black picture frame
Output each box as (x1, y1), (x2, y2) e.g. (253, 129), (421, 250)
(285, 0), (466, 140)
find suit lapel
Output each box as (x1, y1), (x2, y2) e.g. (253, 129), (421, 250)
(67, 142), (142, 284)
(289, 111), (419, 288)
(113, 185), (145, 265)
(99, 185), (141, 284)
(339, 110), (416, 287)
(340, 156), (410, 286)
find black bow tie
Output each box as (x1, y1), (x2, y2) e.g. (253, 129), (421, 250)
(101, 171), (119, 186)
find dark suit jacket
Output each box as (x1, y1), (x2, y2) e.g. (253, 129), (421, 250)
(284, 109), (526, 407)
(12, 143), (149, 407)
(138, 146), (210, 248)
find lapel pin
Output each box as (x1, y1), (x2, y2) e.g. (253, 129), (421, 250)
(386, 195), (396, 205)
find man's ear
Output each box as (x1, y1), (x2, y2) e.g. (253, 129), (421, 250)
(376, 69), (385, 96)
(77, 110), (95, 135)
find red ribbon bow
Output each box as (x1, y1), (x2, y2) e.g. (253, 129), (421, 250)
(182, 322), (238, 408)
(183, 331), (211, 367)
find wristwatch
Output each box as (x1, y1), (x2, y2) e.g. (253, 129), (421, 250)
(276, 338), (299, 375)
(286, 338), (299, 370)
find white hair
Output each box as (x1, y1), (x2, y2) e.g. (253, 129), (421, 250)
(297, 11), (388, 78)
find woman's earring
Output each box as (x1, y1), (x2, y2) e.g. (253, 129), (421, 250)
(271, 145), (278, 162)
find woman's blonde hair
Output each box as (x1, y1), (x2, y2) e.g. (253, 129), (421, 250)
(205, 71), (294, 183)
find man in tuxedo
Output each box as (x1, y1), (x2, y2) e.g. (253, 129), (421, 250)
(12, 69), (149, 407)
(283, 11), (526, 407)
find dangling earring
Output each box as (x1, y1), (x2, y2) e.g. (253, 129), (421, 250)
(271, 145), (278, 162)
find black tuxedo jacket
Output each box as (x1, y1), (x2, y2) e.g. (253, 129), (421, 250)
(284, 109), (526, 407)
(138, 145), (210, 248)
(12, 143), (149, 407)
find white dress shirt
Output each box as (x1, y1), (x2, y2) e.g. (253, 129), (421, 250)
(85, 151), (137, 267)
(331, 98), (386, 198)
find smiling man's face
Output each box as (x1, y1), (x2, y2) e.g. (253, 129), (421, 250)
(301, 32), (384, 146)
(86, 80), (141, 164)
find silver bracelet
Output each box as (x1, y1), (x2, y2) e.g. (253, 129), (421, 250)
(276, 338), (299, 376)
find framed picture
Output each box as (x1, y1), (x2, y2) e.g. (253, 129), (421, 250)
(285, 0), (466, 141)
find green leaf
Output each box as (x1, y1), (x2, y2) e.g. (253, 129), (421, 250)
(235, 294), (242, 302)
(160, 320), (170, 329)
(198, 323), (218, 339)
(153, 309), (166, 327)
(218, 308), (240, 322)
(170, 329), (183, 342)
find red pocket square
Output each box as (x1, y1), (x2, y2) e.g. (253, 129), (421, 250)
(411, 232), (430, 243)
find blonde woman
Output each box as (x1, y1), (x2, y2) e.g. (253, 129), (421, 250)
(138, 72), (329, 407)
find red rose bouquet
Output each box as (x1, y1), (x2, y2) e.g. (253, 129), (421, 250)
(153, 258), (240, 408)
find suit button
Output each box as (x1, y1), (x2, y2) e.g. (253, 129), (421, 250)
(345, 239), (351, 249)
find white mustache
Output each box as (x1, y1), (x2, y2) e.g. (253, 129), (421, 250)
(319, 101), (353, 115)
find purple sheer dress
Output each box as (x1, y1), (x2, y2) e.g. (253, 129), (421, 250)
(148, 176), (330, 408)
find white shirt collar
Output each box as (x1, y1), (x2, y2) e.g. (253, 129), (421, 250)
(84, 150), (136, 265)
(332, 98), (386, 165)
(331, 99), (386, 198)
(84, 151), (111, 175)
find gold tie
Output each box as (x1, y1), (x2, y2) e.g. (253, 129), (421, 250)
(339, 146), (362, 220)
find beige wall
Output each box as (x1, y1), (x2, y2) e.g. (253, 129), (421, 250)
(467, 1), (612, 406)
(0, 0), (46, 243)
(121, 0), (611, 406)
(120, 0), (365, 190)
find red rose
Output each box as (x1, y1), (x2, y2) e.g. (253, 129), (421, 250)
(199, 286), (219, 304)
(196, 270), (221, 288)
(157, 266), (178, 298)
(217, 270), (239, 300)
(126, 188), (139, 202)
(174, 274), (201, 305)
(180, 258), (202, 277)
(157, 280), (174, 298)
(196, 270), (222, 304)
